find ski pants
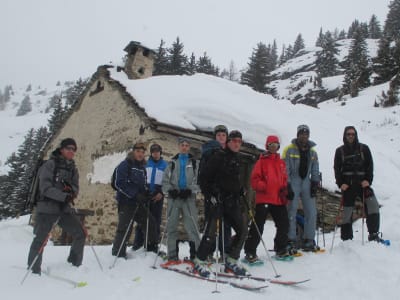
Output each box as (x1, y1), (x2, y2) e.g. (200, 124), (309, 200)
(27, 212), (86, 272)
(166, 197), (200, 259)
(341, 185), (380, 240)
(197, 197), (248, 261)
(112, 201), (158, 256)
(244, 203), (289, 255)
(133, 198), (164, 248)
(288, 178), (317, 241)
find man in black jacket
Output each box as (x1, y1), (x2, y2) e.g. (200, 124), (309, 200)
(193, 130), (249, 277)
(27, 138), (86, 275)
(334, 126), (381, 242)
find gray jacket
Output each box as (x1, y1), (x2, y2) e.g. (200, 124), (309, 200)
(36, 149), (79, 214)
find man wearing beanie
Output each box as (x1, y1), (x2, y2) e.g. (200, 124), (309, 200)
(198, 125), (231, 260)
(282, 125), (320, 252)
(162, 138), (200, 263)
(193, 130), (249, 277)
(27, 138), (85, 275)
(132, 143), (167, 251)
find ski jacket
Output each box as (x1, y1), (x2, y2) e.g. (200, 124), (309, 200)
(36, 149), (79, 214)
(146, 157), (167, 194)
(251, 152), (288, 205)
(162, 153), (199, 195)
(115, 156), (147, 205)
(198, 139), (221, 190)
(282, 138), (319, 185)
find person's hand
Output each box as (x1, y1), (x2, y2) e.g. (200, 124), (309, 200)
(152, 192), (163, 201)
(311, 181), (319, 197)
(340, 184), (349, 191)
(361, 180), (370, 188)
(168, 189), (179, 199)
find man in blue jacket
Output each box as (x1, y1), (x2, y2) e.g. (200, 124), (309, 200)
(112, 142), (158, 258)
(132, 143), (167, 250)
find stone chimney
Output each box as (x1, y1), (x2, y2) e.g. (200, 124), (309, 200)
(123, 41), (155, 79)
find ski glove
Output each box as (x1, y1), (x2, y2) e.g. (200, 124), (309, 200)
(179, 189), (192, 200)
(168, 189), (179, 199)
(310, 181), (319, 198)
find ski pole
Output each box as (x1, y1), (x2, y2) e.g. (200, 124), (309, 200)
(319, 172), (325, 248)
(145, 200), (150, 256)
(21, 216), (61, 285)
(221, 216), (226, 262)
(244, 200), (280, 278)
(110, 204), (140, 269)
(362, 189), (366, 246)
(151, 224), (167, 269)
(330, 197), (343, 254)
(212, 218), (221, 294)
(81, 223), (103, 272)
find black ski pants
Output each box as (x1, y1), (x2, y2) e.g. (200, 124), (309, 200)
(244, 203), (289, 255)
(27, 212), (86, 272)
(112, 202), (157, 256)
(197, 198), (248, 261)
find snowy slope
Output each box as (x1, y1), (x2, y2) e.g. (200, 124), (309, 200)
(1, 70), (400, 299)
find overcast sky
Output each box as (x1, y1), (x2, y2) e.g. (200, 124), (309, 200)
(0, 0), (391, 88)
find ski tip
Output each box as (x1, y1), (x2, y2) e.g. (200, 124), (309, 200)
(76, 282), (88, 287)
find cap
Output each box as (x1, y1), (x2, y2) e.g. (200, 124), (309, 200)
(150, 143), (162, 153)
(60, 138), (77, 150)
(228, 130), (242, 141)
(297, 124), (310, 136)
(132, 142), (146, 151)
(213, 124), (228, 136)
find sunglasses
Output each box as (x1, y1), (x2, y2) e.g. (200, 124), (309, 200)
(64, 146), (77, 152)
(346, 133), (356, 137)
(267, 142), (280, 147)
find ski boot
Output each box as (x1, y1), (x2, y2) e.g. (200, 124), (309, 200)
(192, 258), (210, 278)
(225, 256), (250, 276)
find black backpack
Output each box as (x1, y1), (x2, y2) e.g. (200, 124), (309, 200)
(111, 160), (132, 191)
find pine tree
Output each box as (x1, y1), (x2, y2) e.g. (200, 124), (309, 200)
(373, 37), (396, 84)
(338, 30), (347, 40)
(342, 28), (371, 96)
(187, 53), (196, 75)
(65, 78), (88, 106)
(241, 42), (270, 93)
(16, 95), (32, 116)
(0, 90), (4, 111)
(315, 31), (339, 77)
(269, 40), (278, 71)
(197, 52), (216, 75)
(316, 28), (324, 46)
(292, 33), (305, 56)
(26, 84), (32, 92)
(48, 97), (65, 135)
(279, 44), (287, 65)
(369, 14), (382, 39)
(384, 0), (400, 41)
(167, 37), (188, 75)
(153, 39), (169, 75)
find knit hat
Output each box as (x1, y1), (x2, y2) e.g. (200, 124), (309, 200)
(213, 125), (228, 136)
(178, 137), (190, 144)
(60, 138), (77, 150)
(227, 130), (242, 141)
(150, 143), (162, 153)
(132, 142), (146, 151)
(297, 124), (310, 136)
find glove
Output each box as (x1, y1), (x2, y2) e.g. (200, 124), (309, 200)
(168, 189), (179, 199)
(65, 193), (76, 206)
(364, 187), (374, 198)
(287, 183), (294, 200)
(136, 192), (149, 204)
(311, 181), (319, 197)
(179, 189), (192, 199)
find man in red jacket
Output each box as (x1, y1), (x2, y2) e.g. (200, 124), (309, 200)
(243, 135), (294, 263)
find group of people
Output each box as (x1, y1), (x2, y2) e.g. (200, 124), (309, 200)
(27, 123), (382, 278)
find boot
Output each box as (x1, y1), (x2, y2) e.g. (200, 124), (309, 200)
(368, 232), (384, 243)
(340, 223), (353, 241)
(243, 253), (259, 264)
(225, 256), (249, 276)
(192, 258), (210, 278)
(287, 240), (298, 255)
(302, 239), (318, 252)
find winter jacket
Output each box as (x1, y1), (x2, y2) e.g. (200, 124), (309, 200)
(282, 138), (319, 184)
(146, 157), (167, 194)
(251, 152), (288, 206)
(334, 127), (373, 187)
(201, 147), (242, 198)
(36, 149), (79, 214)
(115, 155), (147, 205)
(162, 153), (199, 195)
(198, 139), (221, 190)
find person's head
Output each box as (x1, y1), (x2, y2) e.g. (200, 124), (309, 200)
(297, 124), (310, 145)
(265, 135), (280, 153)
(227, 130), (242, 153)
(343, 126), (359, 145)
(150, 143), (162, 161)
(214, 125), (228, 148)
(130, 142), (146, 161)
(178, 137), (191, 154)
(59, 138), (77, 160)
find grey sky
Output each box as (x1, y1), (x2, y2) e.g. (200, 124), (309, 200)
(0, 0), (391, 87)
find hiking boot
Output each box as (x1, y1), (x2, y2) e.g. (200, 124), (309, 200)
(225, 256), (249, 276)
(31, 267), (41, 275)
(287, 240), (298, 255)
(276, 249), (291, 258)
(302, 239), (318, 252)
(368, 232), (384, 243)
(244, 253), (259, 264)
(192, 258), (210, 278)
(131, 243), (142, 251)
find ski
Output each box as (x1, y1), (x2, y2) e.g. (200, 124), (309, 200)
(241, 258), (264, 266)
(160, 265), (268, 291)
(216, 272), (310, 286)
(271, 255), (294, 261)
(42, 269), (87, 288)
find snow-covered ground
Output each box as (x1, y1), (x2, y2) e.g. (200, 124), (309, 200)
(1, 69), (399, 299)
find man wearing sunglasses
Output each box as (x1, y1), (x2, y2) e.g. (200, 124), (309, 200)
(334, 126), (381, 242)
(27, 138), (86, 275)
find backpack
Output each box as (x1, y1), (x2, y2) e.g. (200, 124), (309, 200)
(198, 140), (221, 186)
(25, 159), (59, 210)
(111, 160), (132, 191)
